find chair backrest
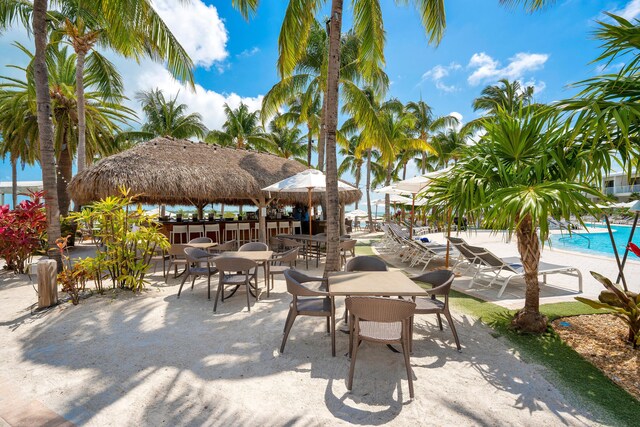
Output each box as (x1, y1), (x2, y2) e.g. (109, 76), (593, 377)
(281, 237), (302, 248)
(188, 237), (213, 244)
(345, 256), (387, 272)
(168, 244), (189, 257)
(214, 256), (258, 273)
(283, 269), (328, 297)
(272, 248), (298, 264)
(474, 249), (511, 269)
(339, 239), (357, 251)
(267, 222), (278, 229)
(269, 236), (283, 250)
(412, 269), (454, 295)
(238, 223), (250, 231)
(346, 297), (415, 322)
(172, 225), (188, 233)
(184, 247), (213, 263)
(204, 224), (220, 232)
(211, 241), (236, 252)
(239, 242), (268, 251)
(446, 236), (466, 246)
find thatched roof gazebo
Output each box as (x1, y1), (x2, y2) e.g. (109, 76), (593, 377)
(68, 137), (361, 241)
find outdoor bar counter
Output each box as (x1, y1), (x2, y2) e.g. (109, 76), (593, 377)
(159, 218), (325, 243)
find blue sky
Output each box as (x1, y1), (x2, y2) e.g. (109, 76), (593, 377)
(1, 0), (639, 208)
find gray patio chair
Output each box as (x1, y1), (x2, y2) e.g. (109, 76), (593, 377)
(281, 269), (335, 356)
(268, 248), (299, 294)
(188, 237), (213, 244)
(213, 257), (259, 312)
(165, 244), (189, 283)
(411, 270), (461, 351)
(345, 256), (388, 272)
(178, 247), (219, 300)
(239, 242), (269, 251)
(345, 296), (416, 398)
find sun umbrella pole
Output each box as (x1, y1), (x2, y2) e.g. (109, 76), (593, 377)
(308, 187), (313, 237)
(410, 194), (415, 239)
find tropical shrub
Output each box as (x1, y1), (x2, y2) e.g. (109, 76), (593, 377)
(68, 188), (170, 292)
(56, 236), (90, 305)
(0, 192), (47, 273)
(576, 272), (640, 348)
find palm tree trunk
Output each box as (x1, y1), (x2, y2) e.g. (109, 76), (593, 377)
(33, 0), (62, 267)
(323, 0), (343, 274)
(11, 155), (17, 207)
(76, 50), (87, 176)
(384, 162), (392, 219)
(57, 142), (72, 216)
(366, 148), (373, 232)
(402, 160), (407, 180)
(421, 151), (426, 174)
(317, 94), (327, 171)
(307, 123), (312, 166)
(354, 162), (361, 209)
(512, 213), (547, 333)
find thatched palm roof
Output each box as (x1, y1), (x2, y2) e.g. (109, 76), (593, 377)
(68, 137), (361, 207)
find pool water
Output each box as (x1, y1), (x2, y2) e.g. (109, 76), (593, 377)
(548, 223), (640, 258)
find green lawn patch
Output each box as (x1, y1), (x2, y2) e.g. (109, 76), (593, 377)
(446, 290), (639, 426)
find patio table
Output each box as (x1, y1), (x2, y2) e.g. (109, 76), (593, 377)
(328, 271), (428, 356)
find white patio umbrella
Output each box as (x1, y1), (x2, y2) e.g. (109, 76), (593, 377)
(262, 169), (358, 236)
(345, 209), (368, 218)
(393, 167), (452, 238)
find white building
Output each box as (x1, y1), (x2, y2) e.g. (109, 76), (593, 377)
(596, 171), (640, 202)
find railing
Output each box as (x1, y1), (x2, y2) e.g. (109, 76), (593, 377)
(558, 229), (591, 248)
(604, 184), (640, 195)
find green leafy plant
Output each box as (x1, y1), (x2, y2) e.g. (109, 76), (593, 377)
(0, 191), (47, 273)
(68, 187), (170, 292)
(576, 271), (640, 348)
(55, 235), (90, 305)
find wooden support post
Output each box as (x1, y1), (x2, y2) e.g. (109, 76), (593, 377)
(37, 259), (58, 309)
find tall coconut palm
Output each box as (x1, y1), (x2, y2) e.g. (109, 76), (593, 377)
(234, 0), (553, 273)
(405, 100), (458, 174)
(430, 127), (471, 168)
(51, 0), (195, 175)
(272, 95), (321, 166)
(338, 134), (363, 208)
(429, 105), (602, 332)
(206, 102), (269, 150)
(0, 43), (136, 214)
(265, 117), (308, 161)
(261, 20), (386, 171)
(472, 79), (535, 115)
(136, 88), (208, 140)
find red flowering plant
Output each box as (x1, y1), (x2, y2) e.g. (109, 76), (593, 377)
(0, 191), (47, 273)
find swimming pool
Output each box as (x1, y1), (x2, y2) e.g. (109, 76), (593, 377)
(548, 223), (640, 258)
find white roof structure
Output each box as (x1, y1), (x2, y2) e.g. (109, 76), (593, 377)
(0, 181), (43, 205)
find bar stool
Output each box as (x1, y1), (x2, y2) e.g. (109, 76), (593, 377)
(278, 221), (291, 235)
(188, 224), (204, 240)
(225, 223), (239, 246)
(266, 222), (278, 238)
(238, 223), (251, 246)
(170, 225), (188, 244)
(292, 221), (302, 235)
(204, 223), (220, 243)
(250, 223), (260, 241)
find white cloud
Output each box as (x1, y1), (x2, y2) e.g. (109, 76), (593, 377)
(613, 0), (640, 20)
(130, 62), (263, 131)
(152, 0), (228, 69)
(448, 111), (463, 131)
(236, 47), (260, 58)
(467, 52), (548, 86)
(421, 62), (461, 92)
(521, 78), (546, 94)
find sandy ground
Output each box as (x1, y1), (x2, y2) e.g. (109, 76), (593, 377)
(0, 232), (631, 426)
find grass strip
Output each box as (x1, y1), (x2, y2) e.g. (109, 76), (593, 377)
(448, 290), (640, 426)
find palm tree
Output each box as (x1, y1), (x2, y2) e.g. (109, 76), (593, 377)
(0, 43), (136, 214)
(265, 117), (308, 161)
(472, 79), (535, 115)
(405, 100), (458, 174)
(261, 20), (386, 170)
(272, 95), (321, 166)
(430, 127), (470, 168)
(429, 105), (602, 333)
(136, 89), (208, 140)
(234, 0), (552, 273)
(50, 0), (195, 175)
(206, 102), (268, 150)
(338, 135), (363, 208)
